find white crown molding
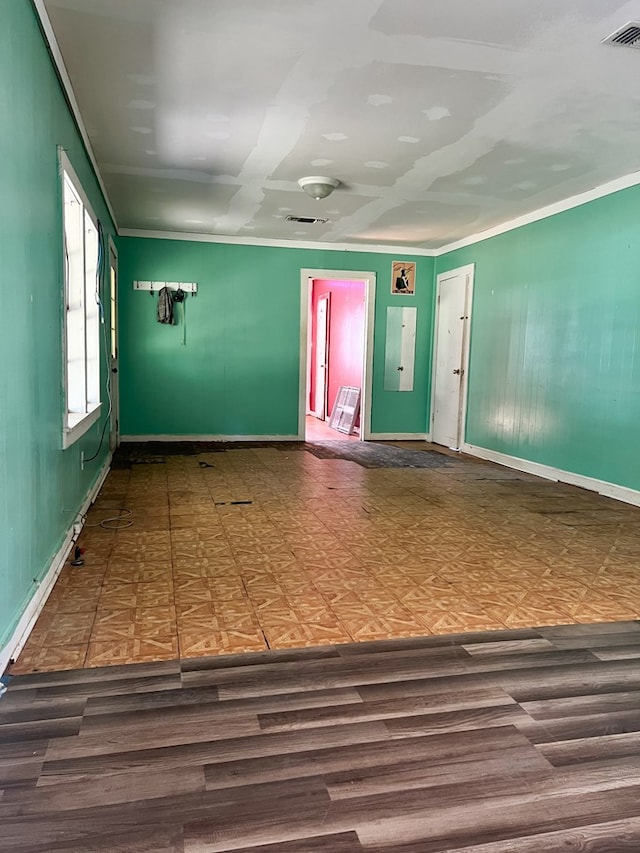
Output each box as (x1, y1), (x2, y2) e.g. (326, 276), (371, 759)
(435, 170), (640, 257)
(121, 164), (640, 259)
(462, 442), (640, 509)
(32, 0), (118, 232)
(1, 453), (112, 676)
(118, 228), (437, 257)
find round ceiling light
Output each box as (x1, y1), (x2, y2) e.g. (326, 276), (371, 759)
(298, 175), (340, 200)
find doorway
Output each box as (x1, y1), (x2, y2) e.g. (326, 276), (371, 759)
(430, 264), (474, 450)
(108, 238), (120, 451)
(312, 293), (330, 421)
(299, 269), (376, 441)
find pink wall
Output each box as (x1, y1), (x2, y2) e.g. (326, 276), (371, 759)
(310, 278), (365, 421)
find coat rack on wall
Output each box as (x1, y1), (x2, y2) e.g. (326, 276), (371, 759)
(133, 281), (198, 294)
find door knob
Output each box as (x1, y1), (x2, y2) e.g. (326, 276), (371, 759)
(397, 366), (404, 371)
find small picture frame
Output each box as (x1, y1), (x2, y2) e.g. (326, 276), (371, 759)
(391, 260), (416, 295)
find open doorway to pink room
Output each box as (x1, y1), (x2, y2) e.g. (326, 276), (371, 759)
(299, 269), (376, 442)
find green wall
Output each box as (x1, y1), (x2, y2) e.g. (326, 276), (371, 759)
(0, 0), (115, 654)
(118, 238), (435, 437)
(437, 184), (640, 491)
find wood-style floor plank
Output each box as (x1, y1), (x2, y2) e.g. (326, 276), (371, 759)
(2, 620), (640, 852)
(521, 690), (640, 719)
(82, 686), (363, 728)
(538, 731), (640, 766)
(442, 816), (640, 852)
(203, 725), (534, 791)
(7, 828), (184, 853)
(223, 832), (364, 852)
(256, 689), (516, 732)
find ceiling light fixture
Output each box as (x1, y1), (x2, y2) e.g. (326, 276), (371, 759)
(298, 175), (340, 200)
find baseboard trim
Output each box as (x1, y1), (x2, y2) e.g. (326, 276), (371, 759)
(120, 434), (301, 442)
(462, 442), (640, 508)
(0, 453), (112, 676)
(368, 432), (429, 441)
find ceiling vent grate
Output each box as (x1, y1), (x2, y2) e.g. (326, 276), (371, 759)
(602, 22), (640, 48)
(285, 215), (329, 224)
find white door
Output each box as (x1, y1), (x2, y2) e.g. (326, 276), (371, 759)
(314, 293), (330, 419)
(108, 245), (120, 450)
(431, 267), (473, 449)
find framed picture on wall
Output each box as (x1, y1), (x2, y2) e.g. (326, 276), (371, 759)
(391, 260), (416, 295)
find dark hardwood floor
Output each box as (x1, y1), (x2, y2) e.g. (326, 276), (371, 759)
(2, 621), (640, 851)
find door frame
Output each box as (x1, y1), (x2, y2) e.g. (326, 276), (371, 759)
(430, 263), (475, 449)
(299, 268), (376, 441)
(311, 292), (331, 420)
(107, 236), (120, 450)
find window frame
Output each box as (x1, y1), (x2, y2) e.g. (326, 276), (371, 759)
(60, 151), (102, 450)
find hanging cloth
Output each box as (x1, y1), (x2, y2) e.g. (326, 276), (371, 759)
(157, 286), (174, 324)
(172, 287), (187, 345)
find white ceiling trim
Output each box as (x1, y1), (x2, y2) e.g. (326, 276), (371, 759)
(32, 0), (118, 231)
(118, 228), (437, 257)
(434, 168), (640, 257)
(122, 155), (640, 258)
(122, 164), (640, 258)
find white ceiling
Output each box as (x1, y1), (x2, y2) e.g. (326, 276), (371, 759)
(44, 0), (640, 249)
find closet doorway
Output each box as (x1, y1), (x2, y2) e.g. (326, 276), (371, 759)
(299, 269), (375, 441)
(430, 264), (474, 450)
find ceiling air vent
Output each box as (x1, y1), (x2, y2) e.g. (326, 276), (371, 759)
(285, 215), (329, 224)
(602, 22), (640, 48)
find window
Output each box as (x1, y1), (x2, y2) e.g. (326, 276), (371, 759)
(61, 155), (102, 448)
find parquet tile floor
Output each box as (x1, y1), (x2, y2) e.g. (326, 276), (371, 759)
(3, 622), (640, 850)
(8, 441), (640, 673)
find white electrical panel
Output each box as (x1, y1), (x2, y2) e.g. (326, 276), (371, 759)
(384, 306), (417, 391)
